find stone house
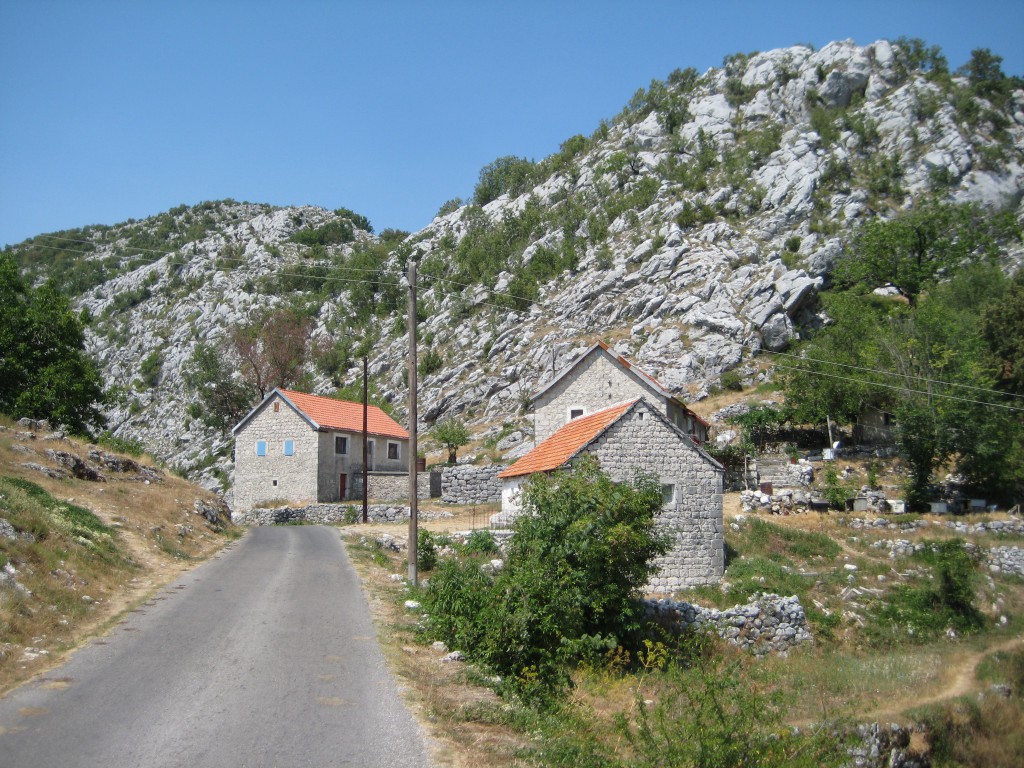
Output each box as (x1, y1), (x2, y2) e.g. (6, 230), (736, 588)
(232, 388), (408, 512)
(498, 398), (724, 591)
(531, 341), (709, 446)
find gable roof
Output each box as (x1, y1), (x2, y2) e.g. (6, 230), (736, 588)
(498, 399), (638, 478)
(232, 388), (408, 440)
(532, 341), (710, 428)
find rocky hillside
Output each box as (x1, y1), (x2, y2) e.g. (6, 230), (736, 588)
(6, 39), (1024, 491)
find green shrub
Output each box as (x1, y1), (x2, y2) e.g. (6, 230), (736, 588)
(140, 350), (163, 388)
(461, 529), (499, 556)
(423, 457), (669, 702)
(418, 529), (439, 571)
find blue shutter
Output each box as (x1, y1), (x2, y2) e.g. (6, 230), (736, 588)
(284, 440), (294, 456)
(256, 441), (267, 457)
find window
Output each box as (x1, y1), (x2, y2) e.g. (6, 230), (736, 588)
(272, 479), (278, 487)
(569, 408), (584, 420)
(335, 435), (349, 455)
(387, 441), (400, 460)
(273, 401), (280, 413)
(283, 440), (294, 456)
(256, 440), (267, 457)
(661, 484), (676, 505)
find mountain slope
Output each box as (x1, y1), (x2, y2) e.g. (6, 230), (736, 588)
(6, 39), (1024, 493)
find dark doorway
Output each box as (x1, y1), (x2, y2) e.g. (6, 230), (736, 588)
(339, 473), (347, 501)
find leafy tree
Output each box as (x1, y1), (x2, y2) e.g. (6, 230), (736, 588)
(0, 253), (106, 434)
(231, 307), (314, 400)
(958, 48), (1012, 102)
(424, 457), (669, 701)
(785, 264), (1024, 506)
(836, 200), (1018, 306)
(182, 342), (255, 431)
(473, 155), (538, 206)
(981, 270), (1024, 395)
(432, 418), (469, 464)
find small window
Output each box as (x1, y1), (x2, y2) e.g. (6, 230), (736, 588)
(272, 479), (278, 487)
(256, 440), (267, 457)
(661, 484), (676, 505)
(273, 401), (280, 413)
(283, 440), (294, 456)
(335, 435), (349, 455)
(569, 408), (584, 420)
(387, 441), (400, 460)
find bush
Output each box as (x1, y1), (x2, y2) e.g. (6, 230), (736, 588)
(423, 457), (669, 702)
(418, 529), (439, 571)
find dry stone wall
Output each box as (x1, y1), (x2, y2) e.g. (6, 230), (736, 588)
(441, 465), (503, 504)
(645, 592), (811, 656)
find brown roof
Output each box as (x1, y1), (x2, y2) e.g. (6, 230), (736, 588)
(498, 399), (638, 479)
(278, 389), (408, 439)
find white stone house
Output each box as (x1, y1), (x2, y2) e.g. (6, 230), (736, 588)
(498, 398), (724, 591)
(232, 388), (408, 512)
(531, 340), (710, 446)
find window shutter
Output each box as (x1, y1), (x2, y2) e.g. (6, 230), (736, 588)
(256, 441), (267, 457)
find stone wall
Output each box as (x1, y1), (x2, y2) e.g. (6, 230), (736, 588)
(234, 394), (320, 512)
(586, 400), (724, 591)
(645, 593), (811, 656)
(233, 503), (404, 526)
(351, 471), (435, 501)
(534, 351), (658, 444)
(441, 465), (503, 504)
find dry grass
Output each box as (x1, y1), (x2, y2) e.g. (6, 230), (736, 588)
(0, 420), (236, 693)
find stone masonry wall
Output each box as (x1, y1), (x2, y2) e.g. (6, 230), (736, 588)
(441, 465), (504, 504)
(587, 400), (724, 591)
(534, 352), (659, 444)
(234, 394), (319, 511)
(352, 471), (433, 501)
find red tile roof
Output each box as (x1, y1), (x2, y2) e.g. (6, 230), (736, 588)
(498, 399), (638, 479)
(279, 389), (408, 440)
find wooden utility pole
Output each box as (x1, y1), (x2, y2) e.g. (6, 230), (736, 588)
(407, 259), (419, 587)
(362, 355), (369, 524)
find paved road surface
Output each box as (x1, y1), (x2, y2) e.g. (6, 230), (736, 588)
(0, 526), (433, 767)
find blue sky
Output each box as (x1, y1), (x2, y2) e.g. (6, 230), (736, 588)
(2, 1), (1022, 248)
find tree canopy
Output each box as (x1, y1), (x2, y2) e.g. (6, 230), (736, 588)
(0, 253), (106, 434)
(835, 200), (1018, 306)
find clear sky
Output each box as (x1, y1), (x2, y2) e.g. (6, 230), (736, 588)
(2, 1), (1022, 248)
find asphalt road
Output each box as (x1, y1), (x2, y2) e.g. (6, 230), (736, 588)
(0, 526), (433, 768)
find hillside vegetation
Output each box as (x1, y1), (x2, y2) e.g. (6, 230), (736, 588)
(0, 416), (236, 692)
(1, 39), (1022, 497)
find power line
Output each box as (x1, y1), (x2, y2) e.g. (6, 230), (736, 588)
(20, 234), (540, 308)
(774, 363), (1024, 413)
(17, 234), (1024, 412)
(767, 347), (1024, 401)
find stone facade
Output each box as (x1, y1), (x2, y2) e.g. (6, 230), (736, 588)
(584, 401), (724, 591)
(501, 399), (723, 591)
(234, 395), (321, 511)
(532, 344), (707, 445)
(232, 390), (408, 511)
(441, 465), (504, 505)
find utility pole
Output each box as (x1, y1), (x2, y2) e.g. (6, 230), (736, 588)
(362, 355), (369, 524)
(407, 258), (419, 587)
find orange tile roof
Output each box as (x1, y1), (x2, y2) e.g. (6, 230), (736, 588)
(279, 389), (408, 440)
(498, 399), (638, 479)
